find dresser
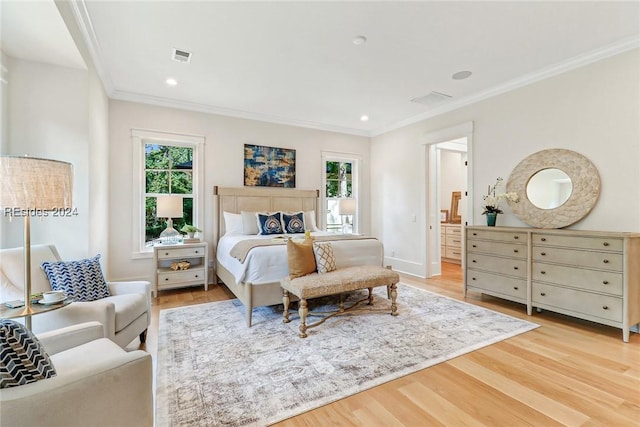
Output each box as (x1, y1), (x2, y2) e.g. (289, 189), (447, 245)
(153, 242), (209, 297)
(441, 223), (462, 263)
(465, 226), (640, 342)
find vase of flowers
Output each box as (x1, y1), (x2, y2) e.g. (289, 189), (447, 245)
(482, 177), (519, 226)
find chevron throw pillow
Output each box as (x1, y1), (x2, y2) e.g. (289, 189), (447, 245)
(0, 319), (56, 388)
(41, 254), (110, 302)
(313, 242), (336, 274)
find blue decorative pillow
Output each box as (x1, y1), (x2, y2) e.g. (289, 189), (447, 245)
(41, 254), (110, 302)
(256, 212), (284, 235)
(0, 319), (57, 388)
(283, 212), (305, 234)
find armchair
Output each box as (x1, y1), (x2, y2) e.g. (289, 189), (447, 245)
(0, 244), (151, 348)
(0, 322), (153, 427)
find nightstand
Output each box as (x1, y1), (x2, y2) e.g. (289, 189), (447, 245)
(153, 242), (208, 297)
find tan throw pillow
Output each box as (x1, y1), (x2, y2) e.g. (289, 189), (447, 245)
(287, 238), (316, 278)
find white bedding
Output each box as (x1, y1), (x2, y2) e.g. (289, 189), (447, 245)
(217, 232), (383, 285)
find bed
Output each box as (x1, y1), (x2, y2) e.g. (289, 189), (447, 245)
(213, 186), (384, 326)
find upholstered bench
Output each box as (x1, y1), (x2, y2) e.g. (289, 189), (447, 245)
(280, 265), (400, 338)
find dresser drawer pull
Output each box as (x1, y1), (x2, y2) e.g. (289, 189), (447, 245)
(540, 252), (546, 256)
(513, 249), (519, 253)
(513, 286), (519, 290)
(165, 252), (170, 256)
(513, 236), (519, 240)
(603, 280), (609, 285)
(540, 292), (546, 296)
(195, 250), (199, 254)
(603, 242), (609, 247)
(472, 244), (477, 248)
(602, 306), (609, 310)
(165, 278), (169, 281)
(473, 232), (477, 236)
(472, 277), (476, 281)
(603, 259), (609, 264)
(540, 237), (546, 242)
(195, 275), (199, 278)
(540, 271), (546, 274)
(513, 267), (518, 270)
(472, 260), (477, 263)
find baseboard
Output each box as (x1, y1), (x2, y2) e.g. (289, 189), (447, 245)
(384, 256), (426, 278)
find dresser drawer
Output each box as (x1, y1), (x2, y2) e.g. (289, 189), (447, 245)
(467, 240), (526, 259)
(532, 247), (623, 271)
(532, 282), (622, 323)
(446, 226), (462, 236)
(158, 268), (206, 286)
(467, 270), (526, 300)
(532, 263), (623, 296)
(445, 234), (462, 248)
(445, 247), (462, 260)
(468, 253), (527, 278)
(532, 234), (623, 252)
(467, 229), (527, 243)
(157, 246), (206, 259)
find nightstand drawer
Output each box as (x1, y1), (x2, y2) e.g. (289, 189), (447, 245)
(157, 246), (206, 259)
(158, 268), (206, 286)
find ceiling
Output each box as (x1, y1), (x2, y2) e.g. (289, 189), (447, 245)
(2, 1), (639, 137)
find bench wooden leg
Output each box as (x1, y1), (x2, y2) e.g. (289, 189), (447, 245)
(390, 283), (398, 316)
(283, 289), (291, 323)
(368, 287), (374, 305)
(299, 298), (308, 338)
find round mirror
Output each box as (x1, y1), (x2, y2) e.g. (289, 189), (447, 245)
(526, 168), (572, 209)
(506, 149), (600, 228)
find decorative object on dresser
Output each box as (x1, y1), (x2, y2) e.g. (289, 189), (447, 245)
(0, 155), (73, 330)
(506, 148), (600, 228)
(155, 284), (538, 426)
(153, 242), (208, 298)
(441, 223), (462, 264)
(481, 177), (519, 227)
(466, 226), (640, 342)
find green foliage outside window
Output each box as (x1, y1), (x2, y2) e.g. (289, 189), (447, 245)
(145, 144), (194, 244)
(325, 161), (352, 198)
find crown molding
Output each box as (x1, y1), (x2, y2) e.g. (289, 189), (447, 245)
(370, 36), (640, 137)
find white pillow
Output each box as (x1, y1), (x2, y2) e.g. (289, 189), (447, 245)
(313, 242), (336, 274)
(0, 269), (22, 303)
(304, 210), (319, 231)
(241, 211), (260, 235)
(223, 212), (243, 235)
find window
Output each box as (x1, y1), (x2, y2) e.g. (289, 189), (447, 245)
(322, 153), (359, 233)
(132, 130), (204, 256)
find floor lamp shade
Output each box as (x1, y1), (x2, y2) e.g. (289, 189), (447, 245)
(0, 156), (73, 210)
(157, 195), (183, 244)
(0, 155), (74, 329)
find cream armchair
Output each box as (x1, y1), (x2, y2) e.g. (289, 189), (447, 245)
(0, 322), (153, 427)
(0, 244), (151, 348)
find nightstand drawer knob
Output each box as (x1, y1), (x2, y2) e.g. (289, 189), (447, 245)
(165, 252), (169, 256)
(541, 237), (546, 242)
(195, 250), (199, 254)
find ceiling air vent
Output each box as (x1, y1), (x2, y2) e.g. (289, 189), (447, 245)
(410, 91), (452, 107)
(172, 48), (192, 63)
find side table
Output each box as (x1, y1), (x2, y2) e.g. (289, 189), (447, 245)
(0, 299), (72, 330)
(153, 242), (208, 297)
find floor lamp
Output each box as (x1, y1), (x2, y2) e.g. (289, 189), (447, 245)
(338, 198), (356, 234)
(0, 156), (73, 329)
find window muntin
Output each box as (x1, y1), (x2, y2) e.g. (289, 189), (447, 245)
(324, 160), (355, 233)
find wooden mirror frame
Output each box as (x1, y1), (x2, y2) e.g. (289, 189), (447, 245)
(450, 191), (462, 224)
(506, 149), (600, 228)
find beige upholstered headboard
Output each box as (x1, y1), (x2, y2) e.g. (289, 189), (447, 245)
(213, 186), (319, 242)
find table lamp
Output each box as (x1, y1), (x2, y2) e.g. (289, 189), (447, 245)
(0, 155), (73, 329)
(338, 198), (356, 234)
(157, 195), (183, 244)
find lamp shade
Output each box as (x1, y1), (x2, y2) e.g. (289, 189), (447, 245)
(157, 195), (183, 218)
(0, 156), (73, 209)
(338, 198), (356, 216)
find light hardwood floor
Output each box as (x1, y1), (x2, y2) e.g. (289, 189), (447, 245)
(135, 263), (640, 426)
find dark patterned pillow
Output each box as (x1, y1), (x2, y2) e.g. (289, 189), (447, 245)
(282, 211), (305, 234)
(0, 319), (56, 388)
(41, 254), (110, 302)
(256, 212), (284, 235)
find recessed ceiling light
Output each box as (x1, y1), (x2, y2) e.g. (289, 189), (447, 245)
(353, 35), (367, 45)
(360, 115), (369, 122)
(452, 70), (472, 80)
(166, 78), (178, 86)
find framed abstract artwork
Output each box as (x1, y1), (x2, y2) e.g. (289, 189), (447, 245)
(244, 144), (296, 188)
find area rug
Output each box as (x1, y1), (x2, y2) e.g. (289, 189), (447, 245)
(156, 284), (538, 426)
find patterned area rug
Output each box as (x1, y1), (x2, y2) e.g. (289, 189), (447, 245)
(156, 284), (538, 426)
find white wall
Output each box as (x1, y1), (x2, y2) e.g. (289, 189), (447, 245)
(371, 49), (640, 277)
(108, 100), (371, 281)
(2, 58), (90, 260)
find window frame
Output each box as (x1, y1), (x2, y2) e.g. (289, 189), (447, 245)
(321, 152), (360, 233)
(131, 129), (205, 257)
